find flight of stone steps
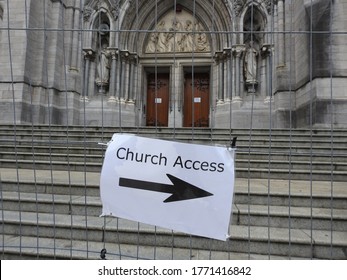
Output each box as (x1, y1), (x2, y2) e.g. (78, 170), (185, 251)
(0, 124), (346, 259)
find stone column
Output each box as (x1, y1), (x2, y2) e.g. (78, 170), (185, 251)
(277, 0), (285, 66)
(228, 50), (233, 101)
(81, 49), (95, 101)
(121, 51), (130, 101)
(223, 48), (232, 101)
(232, 45), (245, 100)
(223, 51), (228, 101)
(128, 54), (137, 102)
(64, 3), (74, 68)
(261, 44), (274, 101)
(115, 50), (121, 100)
(70, 3), (81, 70)
(108, 49), (118, 102)
(214, 52), (223, 102)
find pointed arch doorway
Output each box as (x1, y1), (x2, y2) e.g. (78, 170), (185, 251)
(142, 7), (214, 128)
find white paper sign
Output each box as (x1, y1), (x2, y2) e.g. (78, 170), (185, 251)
(100, 134), (235, 241)
(194, 97), (201, 103)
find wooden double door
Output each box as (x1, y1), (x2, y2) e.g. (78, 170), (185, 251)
(146, 72), (210, 127)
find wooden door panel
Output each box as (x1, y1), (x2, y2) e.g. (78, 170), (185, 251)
(184, 73), (210, 127)
(146, 73), (169, 127)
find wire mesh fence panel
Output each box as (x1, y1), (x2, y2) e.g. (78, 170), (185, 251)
(0, 0), (346, 260)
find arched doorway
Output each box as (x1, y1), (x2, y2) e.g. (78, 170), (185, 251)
(142, 8), (212, 127)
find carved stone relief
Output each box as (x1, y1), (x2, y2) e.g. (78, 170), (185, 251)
(233, 0), (245, 16)
(145, 10), (210, 53)
(83, 6), (94, 22)
(263, 0), (274, 15)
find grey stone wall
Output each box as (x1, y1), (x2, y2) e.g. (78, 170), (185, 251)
(0, 0), (346, 128)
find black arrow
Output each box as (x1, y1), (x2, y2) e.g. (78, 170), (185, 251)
(119, 174), (213, 203)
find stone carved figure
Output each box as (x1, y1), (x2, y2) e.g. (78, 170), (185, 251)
(145, 32), (159, 53)
(183, 20), (194, 51)
(96, 42), (111, 86)
(244, 41), (258, 83)
(156, 21), (168, 52)
(172, 19), (184, 51)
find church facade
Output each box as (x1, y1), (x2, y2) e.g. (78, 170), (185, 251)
(0, 0), (346, 128)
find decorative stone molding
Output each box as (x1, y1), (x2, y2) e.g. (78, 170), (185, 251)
(120, 50), (130, 60)
(223, 48), (232, 59)
(111, 5), (119, 20)
(233, 0), (245, 16)
(145, 10), (210, 53)
(83, 6), (94, 22)
(263, 0), (276, 15)
(83, 48), (96, 60)
(260, 43), (273, 58)
(232, 44), (246, 58)
(214, 51), (224, 62)
(108, 48), (119, 60)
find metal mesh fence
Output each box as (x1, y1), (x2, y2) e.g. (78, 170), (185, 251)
(0, 0), (346, 260)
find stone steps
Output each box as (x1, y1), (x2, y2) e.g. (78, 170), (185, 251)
(1, 168), (346, 259)
(2, 158), (346, 181)
(1, 149), (345, 162)
(1, 125), (346, 259)
(1, 152), (346, 172)
(2, 124), (347, 135)
(1, 125), (347, 144)
(1, 125), (346, 181)
(1, 146), (344, 158)
(0, 235), (310, 260)
(1, 133), (346, 148)
(1, 191), (346, 231)
(1, 210), (346, 259)
(1, 174), (346, 209)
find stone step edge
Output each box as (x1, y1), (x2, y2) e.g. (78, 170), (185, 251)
(2, 158), (347, 172)
(1, 126), (347, 135)
(2, 151), (347, 164)
(1, 148), (347, 159)
(1, 210), (346, 247)
(0, 234), (313, 260)
(1, 137), (347, 147)
(1, 178), (346, 199)
(2, 191), (347, 220)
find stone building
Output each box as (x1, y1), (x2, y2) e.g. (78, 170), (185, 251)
(0, 0), (346, 128)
